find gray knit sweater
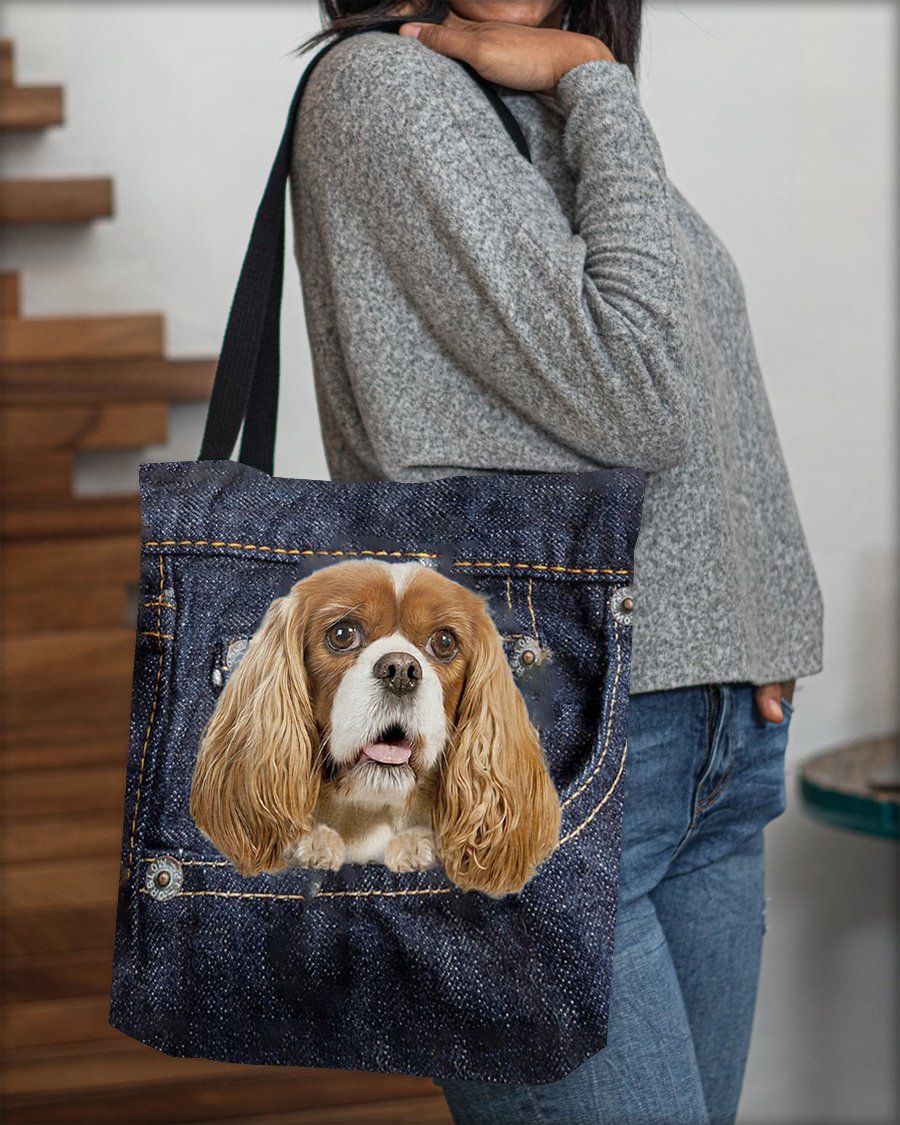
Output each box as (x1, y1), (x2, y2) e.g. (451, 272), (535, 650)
(288, 29), (824, 695)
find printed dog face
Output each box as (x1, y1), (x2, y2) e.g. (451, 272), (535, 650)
(189, 559), (561, 897)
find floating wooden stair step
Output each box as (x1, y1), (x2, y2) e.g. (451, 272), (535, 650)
(0, 450), (74, 503)
(0, 855), (118, 916)
(0, 849), (123, 905)
(1, 39), (14, 86)
(3, 946), (114, 1002)
(1, 684), (132, 731)
(1, 85), (64, 131)
(2, 270), (20, 314)
(2, 401), (168, 451)
(202, 1099), (452, 1125)
(0, 717), (129, 771)
(0, 1037), (446, 1116)
(1, 616), (138, 688)
(0, 1089), (450, 1125)
(3, 810), (121, 864)
(0, 627), (137, 728)
(0, 177), (113, 224)
(2, 534), (139, 595)
(0, 400), (168, 507)
(1, 765), (129, 819)
(3, 994), (117, 1051)
(0, 496), (142, 542)
(1, 356), (217, 404)
(3, 582), (129, 632)
(1, 313), (163, 364)
(2, 908), (114, 959)
(1, 534), (139, 631)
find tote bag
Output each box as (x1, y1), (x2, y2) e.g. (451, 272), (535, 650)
(109, 23), (646, 1086)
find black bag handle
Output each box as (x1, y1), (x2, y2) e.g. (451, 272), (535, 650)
(198, 20), (532, 474)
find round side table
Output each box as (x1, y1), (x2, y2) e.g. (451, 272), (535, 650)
(799, 734), (899, 840)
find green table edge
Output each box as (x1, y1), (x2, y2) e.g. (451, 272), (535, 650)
(798, 776), (900, 840)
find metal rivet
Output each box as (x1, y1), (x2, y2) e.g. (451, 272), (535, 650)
(510, 635), (549, 676)
(610, 586), (636, 626)
(226, 638), (249, 670)
(145, 855), (183, 901)
(211, 637), (249, 690)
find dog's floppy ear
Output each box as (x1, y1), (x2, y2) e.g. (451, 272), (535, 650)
(190, 589), (319, 875)
(433, 602), (561, 897)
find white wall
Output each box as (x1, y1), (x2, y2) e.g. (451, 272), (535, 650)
(1, 2), (896, 1121)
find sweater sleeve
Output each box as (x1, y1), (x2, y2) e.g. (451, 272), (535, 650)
(296, 33), (694, 473)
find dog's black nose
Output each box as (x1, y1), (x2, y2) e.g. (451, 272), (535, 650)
(373, 651), (422, 696)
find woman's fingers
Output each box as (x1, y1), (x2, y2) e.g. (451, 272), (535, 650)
(753, 678), (796, 723)
(754, 684), (784, 724)
(399, 14), (482, 59)
(398, 15), (602, 95)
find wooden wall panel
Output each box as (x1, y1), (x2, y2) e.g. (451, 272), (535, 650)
(1, 85), (64, 130)
(2, 402), (168, 451)
(0, 313), (163, 363)
(0, 177), (114, 224)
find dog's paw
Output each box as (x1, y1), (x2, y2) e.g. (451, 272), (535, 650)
(282, 825), (346, 870)
(384, 828), (440, 873)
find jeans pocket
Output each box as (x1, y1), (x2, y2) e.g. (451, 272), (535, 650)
(762, 702), (791, 823)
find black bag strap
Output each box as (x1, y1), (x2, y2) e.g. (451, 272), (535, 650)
(198, 20), (532, 474)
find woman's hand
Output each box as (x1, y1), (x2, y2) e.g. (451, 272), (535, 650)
(754, 678), (796, 724)
(396, 9), (615, 97)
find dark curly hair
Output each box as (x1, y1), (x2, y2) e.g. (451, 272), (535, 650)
(289, 2), (644, 82)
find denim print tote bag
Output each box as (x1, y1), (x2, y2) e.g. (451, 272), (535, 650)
(109, 23), (646, 1086)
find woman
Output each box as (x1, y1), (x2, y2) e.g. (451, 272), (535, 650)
(288, 2), (824, 1122)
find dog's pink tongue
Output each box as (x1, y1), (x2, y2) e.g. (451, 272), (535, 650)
(362, 740), (412, 765)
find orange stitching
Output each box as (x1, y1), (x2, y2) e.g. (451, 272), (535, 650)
(526, 576), (540, 641)
(128, 652), (163, 870)
(142, 600), (176, 609)
(156, 557), (162, 637)
(127, 553), (167, 869)
(141, 539), (630, 576)
(138, 885), (453, 901)
(560, 620), (622, 810)
(144, 541), (436, 559)
(558, 738), (628, 846)
(141, 857), (232, 866)
(458, 561), (629, 576)
(140, 631), (173, 640)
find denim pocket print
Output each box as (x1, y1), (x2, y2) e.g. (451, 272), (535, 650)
(131, 548), (631, 900)
(110, 461), (644, 1083)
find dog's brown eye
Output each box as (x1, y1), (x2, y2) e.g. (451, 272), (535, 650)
(427, 628), (458, 662)
(325, 620), (362, 652)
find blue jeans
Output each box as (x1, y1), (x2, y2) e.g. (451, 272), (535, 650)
(435, 681), (793, 1125)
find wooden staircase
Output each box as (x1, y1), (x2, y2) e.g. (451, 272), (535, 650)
(0, 38), (452, 1125)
